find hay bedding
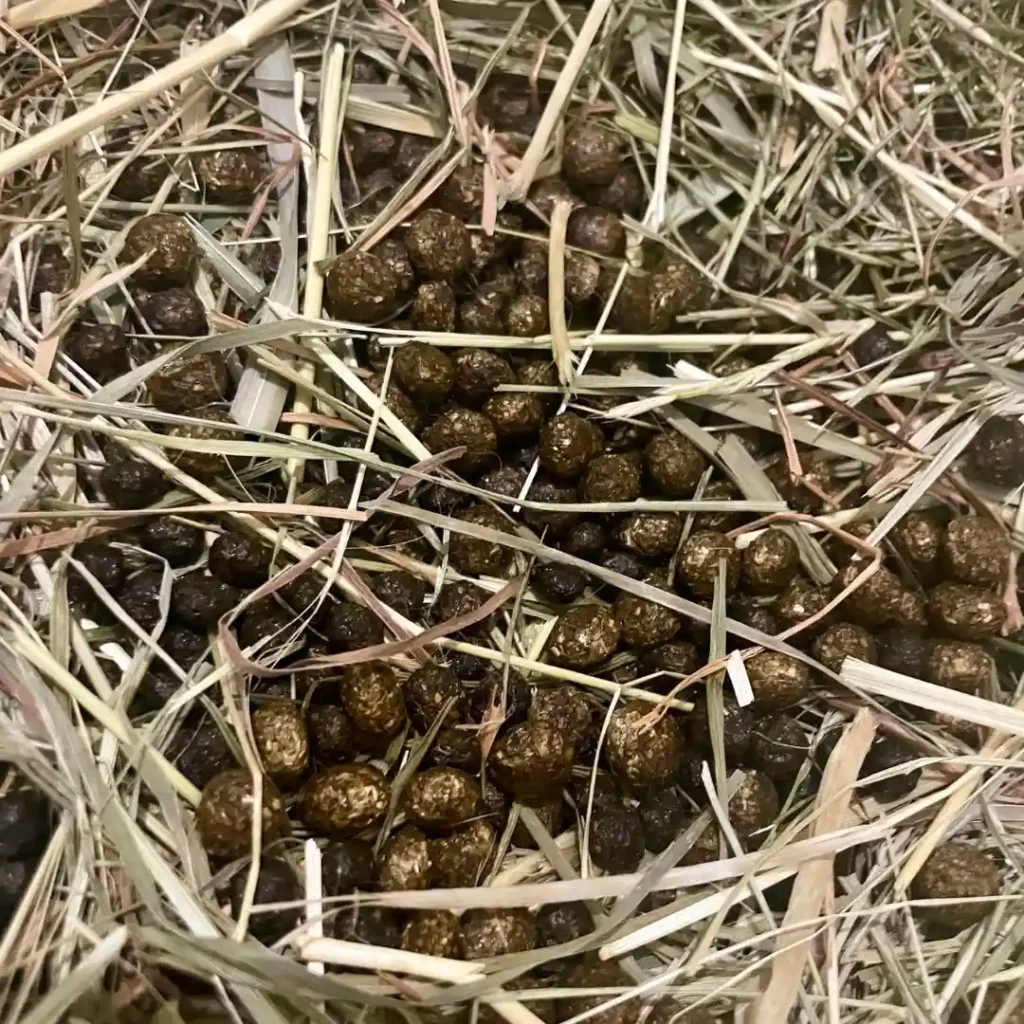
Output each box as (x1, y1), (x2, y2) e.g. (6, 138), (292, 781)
(0, 0), (1023, 1021)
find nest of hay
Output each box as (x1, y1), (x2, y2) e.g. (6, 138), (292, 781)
(1, 0), (1023, 1021)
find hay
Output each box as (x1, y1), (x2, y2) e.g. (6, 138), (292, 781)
(1, 0), (1024, 1021)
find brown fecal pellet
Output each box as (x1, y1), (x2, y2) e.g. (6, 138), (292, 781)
(480, 466), (528, 499)
(776, 577), (831, 634)
(536, 901), (593, 946)
(605, 704), (685, 789)
(563, 520), (607, 558)
(678, 530), (741, 597)
(749, 714), (808, 785)
(538, 413), (603, 480)
(512, 797), (567, 849)
(547, 604), (620, 668)
(123, 214), (197, 286)
(423, 407), (498, 476)
(252, 702), (309, 790)
(641, 642), (700, 684)
(430, 725), (481, 772)
(227, 857), (302, 945)
(407, 209), (472, 280)
(452, 348), (515, 406)
(392, 133), (433, 176)
(604, 271), (659, 333)
(515, 240), (548, 295)
(208, 532), (270, 589)
(582, 453), (642, 504)
(348, 127), (397, 172)
(613, 571), (682, 647)
(340, 663), (406, 745)
(165, 409), (241, 480)
(148, 352), (226, 411)
(893, 587), (929, 629)
(112, 155), (166, 201)
(645, 433), (706, 497)
(405, 767), (480, 831)
(638, 788), (689, 854)
(928, 640), (994, 693)
(835, 561), (904, 625)
(308, 705), (354, 764)
(861, 737), (922, 802)
(563, 122), (620, 187)
(489, 722), (576, 804)
(742, 529), (800, 593)
(967, 416), (1024, 487)
(559, 962), (633, 1024)
(517, 359), (560, 410)
(528, 176), (578, 221)
(449, 504), (514, 576)
(436, 164), (483, 220)
(651, 257), (709, 321)
(460, 297), (505, 334)
(430, 819), (495, 887)
(505, 294), (549, 337)
(689, 697), (753, 762)
(521, 476), (580, 540)
(566, 206), (625, 256)
(372, 237), (415, 295)
(692, 479), (746, 533)
(892, 512), (943, 576)
(461, 907), (536, 960)
(324, 251), (398, 323)
(590, 800), (645, 873)
(564, 250), (601, 303)
(325, 602), (383, 652)
(587, 163), (644, 216)
(321, 839), (375, 896)
(31, 242), (69, 299)
(533, 564), (589, 605)
(613, 511), (682, 558)
(679, 822), (721, 866)
(529, 686), (593, 749)
(911, 841), (1002, 933)
(196, 148), (264, 201)
(66, 323), (127, 383)
(480, 270), (518, 308)
(298, 763), (389, 835)
(729, 770), (780, 840)
(365, 373), (423, 434)
(377, 826), (434, 891)
(401, 910), (463, 958)
(369, 570), (426, 621)
(469, 233), (501, 275)
(928, 583), (1006, 640)
(412, 281), (457, 331)
(812, 622), (877, 675)
(764, 452), (836, 514)
(483, 392), (546, 440)
(140, 517), (203, 566)
(744, 650), (813, 705)
(171, 572), (238, 630)
(403, 663), (463, 733)
(944, 515), (1010, 588)
(136, 288), (208, 336)
(197, 768), (286, 860)
(432, 580), (492, 634)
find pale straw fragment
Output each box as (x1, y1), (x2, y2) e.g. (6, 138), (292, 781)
(752, 709), (876, 1024)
